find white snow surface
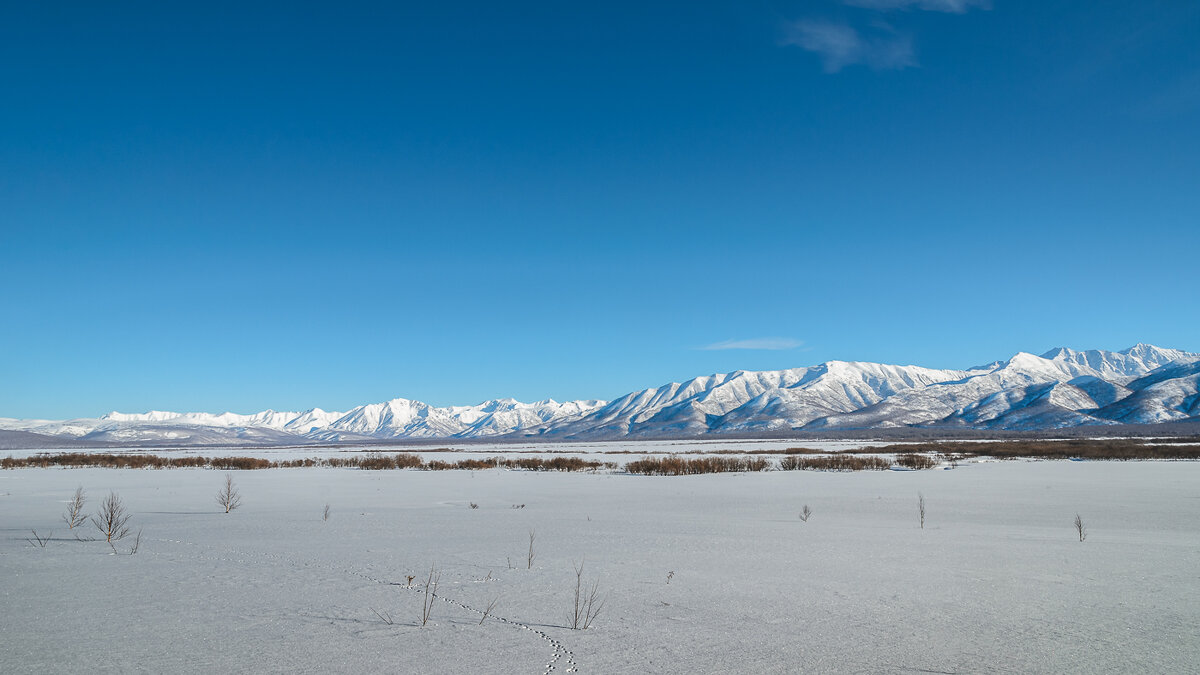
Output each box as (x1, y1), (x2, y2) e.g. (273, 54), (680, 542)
(3, 456), (1199, 673)
(2, 344), (1198, 444)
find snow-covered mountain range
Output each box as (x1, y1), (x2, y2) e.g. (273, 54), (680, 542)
(3, 344), (1198, 446)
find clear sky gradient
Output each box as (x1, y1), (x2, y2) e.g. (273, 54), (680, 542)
(3, 1), (1198, 419)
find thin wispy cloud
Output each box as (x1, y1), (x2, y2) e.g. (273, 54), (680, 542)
(698, 338), (805, 351)
(785, 0), (988, 73)
(842, 0), (991, 13)
(783, 20), (915, 73)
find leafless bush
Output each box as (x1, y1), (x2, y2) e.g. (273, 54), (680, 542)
(567, 560), (605, 630)
(323, 503), (331, 521)
(527, 529), (536, 569)
(895, 453), (937, 470)
(799, 504), (812, 522)
(92, 491), (132, 542)
(420, 565), (440, 627)
(27, 529), (52, 548)
(778, 455), (892, 472)
(666, 570), (674, 584)
(500, 456), (607, 472)
(216, 473), (242, 513)
(625, 455), (772, 475)
(479, 596), (500, 625)
(1075, 513), (1086, 541)
(918, 492), (926, 529)
(63, 485), (87, 529)
(357, 453), (397, 470)
(469, 502), (479, 509)
(210, 456), (272, 470)
(371, 608), (394, 625)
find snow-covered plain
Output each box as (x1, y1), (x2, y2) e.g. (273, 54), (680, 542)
(3, 450), (1199, 673)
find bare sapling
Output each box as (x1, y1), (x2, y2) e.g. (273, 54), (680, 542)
(527, 529), (536, 569)
(1074, 513), (1086, 541)
(323, 503), (331, 522)
(27, 529), (52, 548)
(918, 492), (926, 529)
(63, 486), (87, 529)
(799, 504), (812, 522)
(420, 565), (440, 627)
(216, 474), (242, 513)
(568, 559), (606, 630)
(479, 596), (500, 625)
(92, 491), (133, 542)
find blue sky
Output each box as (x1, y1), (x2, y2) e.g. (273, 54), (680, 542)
(2, 1), (1198, 419)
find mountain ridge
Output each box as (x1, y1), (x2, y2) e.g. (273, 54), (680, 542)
(3, 344), (1198, 445)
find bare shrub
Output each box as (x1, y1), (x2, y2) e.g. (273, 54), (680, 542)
(469, 502), (479, 509)
(420, 565), (440, 627)
(799, 504), (812, 522)
(918, 492), (926, 529)
(27, 529), (52, 548)
(895, 453), (937, 470)
(216, 473), (242, 513)
(527, 529), (536, 569)
(323, 503), (331, 522)
(500, 456), (605, 472)
(777, 455), (891, 472)
(394, 453), (423, 469)
(453, 458), (495, 470)
(92, 491), (132, 542)
(63, 485), (87, 529)
(1075, 513), (1087, 541)
(371, 608), (394, 625)
(666, 570), (674, 584)
(567, 560), (606, 630)
(210, 457), (271, 470)
(625, 455), (773, 476)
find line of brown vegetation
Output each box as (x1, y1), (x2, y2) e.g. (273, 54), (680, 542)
(894, 453), (939, 470)
(778, 455), (893, 471)
(0, 451), (613, 472)
(326, 453), (424, 470)
(850, 439), (1200, 460)
(625, 455), (772, 475)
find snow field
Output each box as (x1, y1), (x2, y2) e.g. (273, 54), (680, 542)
(2, 460), (1199, 673)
